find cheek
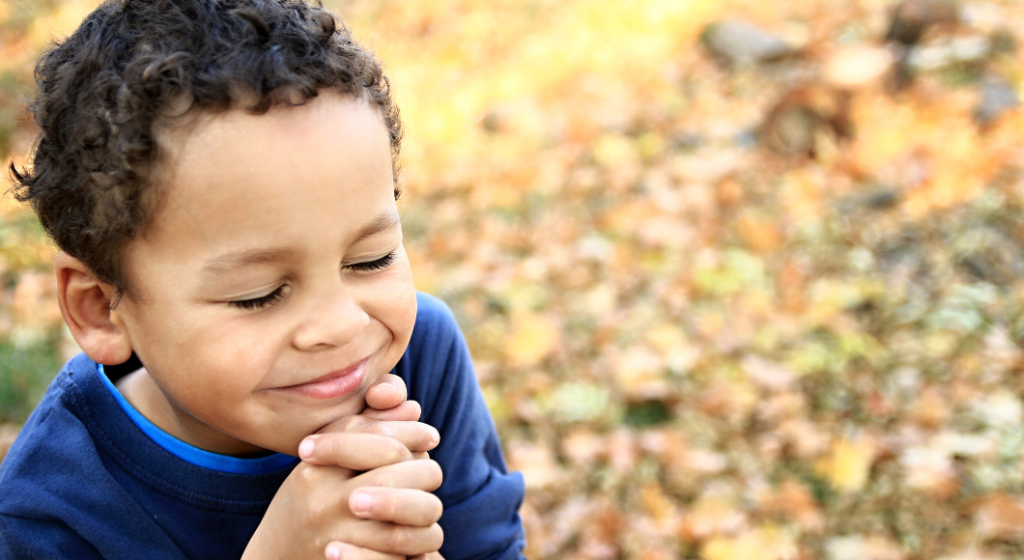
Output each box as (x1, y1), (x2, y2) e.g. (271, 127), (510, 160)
(197, 324), (278, 386)
(144, 312), (279, 400)
(377, 271), (417, 345)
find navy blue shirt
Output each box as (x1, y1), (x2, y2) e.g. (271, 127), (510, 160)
(0, 292), (525, 559)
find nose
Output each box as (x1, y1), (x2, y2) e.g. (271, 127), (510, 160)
(291, 290), (369, 351)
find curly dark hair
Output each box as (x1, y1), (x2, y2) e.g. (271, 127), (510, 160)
(9, 0), (403, 301)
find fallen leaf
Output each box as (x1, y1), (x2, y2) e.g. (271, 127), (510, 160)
(900, 444), (958, 497)
(504, 312), (561, 367)
(976, 494), (1024, 540)
(702, 525), (798, 560)
(758, 478), (824, 533)
(507, 440), (562, 490)
(825, 535), (904, 560)
(817, 435), (877, 494)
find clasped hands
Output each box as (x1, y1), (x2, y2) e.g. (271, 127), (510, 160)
(243, 375), (444, 560)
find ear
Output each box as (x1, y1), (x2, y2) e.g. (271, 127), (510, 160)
(55, 252), (133, 365)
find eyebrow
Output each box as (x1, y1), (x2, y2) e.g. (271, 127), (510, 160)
(356, 210), (401, 241)
(201, 247), (293, 277)
(200, 210), (401, 276)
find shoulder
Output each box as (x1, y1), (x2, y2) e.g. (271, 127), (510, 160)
(414, 291), (459, 335)
(397, 293), (474, 411)
(405, 292), (465, 361)
(0, 354), (105, 516)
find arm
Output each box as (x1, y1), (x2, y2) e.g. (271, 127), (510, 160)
(400, 294), (526, 560)
(0, 515), (106, 560)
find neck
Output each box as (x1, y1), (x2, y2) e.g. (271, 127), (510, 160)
(116, 368), (265, 457)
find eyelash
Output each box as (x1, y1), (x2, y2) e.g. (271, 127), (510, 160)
(230, 286), (286, 310)
(228, 252), (396, 310)
(349, 251), (396, 272)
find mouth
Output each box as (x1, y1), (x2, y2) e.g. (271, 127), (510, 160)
(271, 357), (369, 400)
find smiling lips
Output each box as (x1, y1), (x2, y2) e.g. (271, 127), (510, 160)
(273, 358), (369, 399)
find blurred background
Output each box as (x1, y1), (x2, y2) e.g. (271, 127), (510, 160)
(4, 0), (1024, 558)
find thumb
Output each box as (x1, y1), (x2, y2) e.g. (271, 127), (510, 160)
(362, 400), (422, 422)
(364, 373), (407, 411)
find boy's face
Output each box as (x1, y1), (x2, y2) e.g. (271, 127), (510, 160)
(112, 93), (416, 456)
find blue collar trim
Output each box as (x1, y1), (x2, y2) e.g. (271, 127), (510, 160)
(96, 363), (298, 474)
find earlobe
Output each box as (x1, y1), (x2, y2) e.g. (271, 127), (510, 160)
(55, 252), (133, 365)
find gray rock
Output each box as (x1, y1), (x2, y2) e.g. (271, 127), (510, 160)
(700, 20), (796, 66)
(975, 74), (1020, 126)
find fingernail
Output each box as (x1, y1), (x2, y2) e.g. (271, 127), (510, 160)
(299, 436), (318, 460)
(351, 491), (372, 515)
(325, 542), (343, 560)
(429, 426), (440, 445)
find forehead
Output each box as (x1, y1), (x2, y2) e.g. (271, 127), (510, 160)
(147, 93), (393, 220)
(121, 93), (397, 280)
(155, 93), (389, 187)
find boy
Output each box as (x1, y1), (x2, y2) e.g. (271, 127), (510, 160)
(0, 1), (525, 559)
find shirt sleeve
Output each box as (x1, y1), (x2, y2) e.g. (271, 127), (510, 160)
(0, 515), (104, 559)
(400, 293), (526, 560)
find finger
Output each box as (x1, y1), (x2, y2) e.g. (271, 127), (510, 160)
(362, 400), (422, 422)
(364, 374), (407, 411)
(319, 416), (439, 454)
(323, 541), (404, 560)
(367, 420), (438, 453)
(338, 521), (444, 557)
(412, 451), (430, 460)
(352, 459), (443, 492)
(349, 487), (443, 526)
(299, 433), (412, 469)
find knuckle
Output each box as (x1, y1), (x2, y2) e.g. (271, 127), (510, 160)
(387, 527), (413, 553)
(429, 523), (445, 551)
(430, 497), (444, 524)
(371, 468), (397, 488)
(425, 460), (443, 487)
(317, 435), (344, 458)
(294, 463), (321, 486)
(402, 401), (423, 422)
(303, 495), (330, 521)
(386, 438), (413, 463)
(420, 495), (443, 525)
(374, 489), (398, 518)
(341, 415), (368, 431)
(368, 421), (394, 438)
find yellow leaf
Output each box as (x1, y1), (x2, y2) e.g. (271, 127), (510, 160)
(817, 435), (876, 494)
(639, 483), (676, 520)
(504, 312), (560, 367)
(702, 526), (797, 560)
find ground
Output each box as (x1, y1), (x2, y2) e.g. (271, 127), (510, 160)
(4, 0), (1024, 558)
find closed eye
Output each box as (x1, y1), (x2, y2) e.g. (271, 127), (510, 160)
(349, 251), (396, 272)
(229, 285), (286, 310)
